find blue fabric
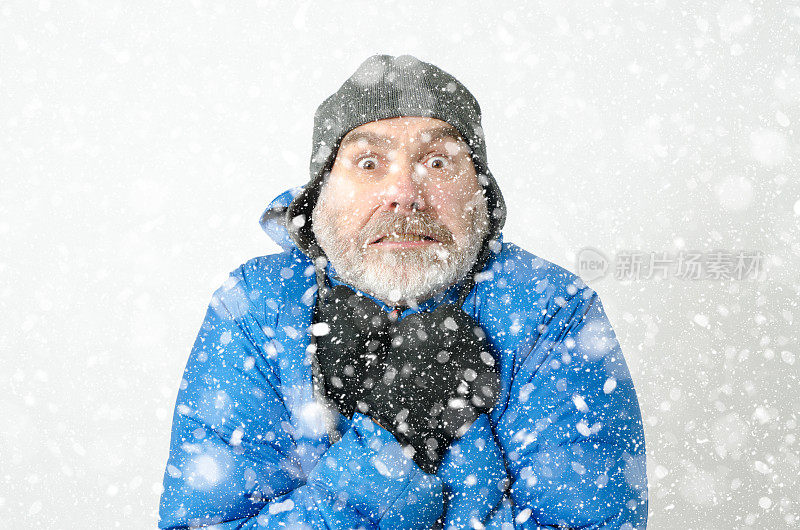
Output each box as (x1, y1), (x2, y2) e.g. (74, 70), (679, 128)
(159, 189), (648, 529)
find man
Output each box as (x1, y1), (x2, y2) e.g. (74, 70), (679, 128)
(159, 55), (648, 529)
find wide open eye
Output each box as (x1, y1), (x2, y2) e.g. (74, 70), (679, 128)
(357, 156), (379, 170)
(425, 156), (449, 170)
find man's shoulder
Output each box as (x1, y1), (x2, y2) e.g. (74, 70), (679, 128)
(212, 249), (315, 306)
(238, 249), (313, 278)
(491, 241), (592, 296)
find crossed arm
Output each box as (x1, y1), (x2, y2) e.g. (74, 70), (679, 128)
(158, 269), (647, 529)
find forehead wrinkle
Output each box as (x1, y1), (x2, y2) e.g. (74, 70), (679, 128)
(339, 130), (396, 150)
(339, 124), (465, 151)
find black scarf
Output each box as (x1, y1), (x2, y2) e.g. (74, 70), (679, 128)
(311, 269), (499, 473)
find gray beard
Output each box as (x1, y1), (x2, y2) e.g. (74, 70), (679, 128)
(311, 193), (490, 306)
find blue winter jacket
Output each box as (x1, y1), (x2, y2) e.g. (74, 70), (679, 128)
(158, 188), (648, 529)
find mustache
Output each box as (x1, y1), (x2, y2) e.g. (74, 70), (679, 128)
(360, 213), (454, 247)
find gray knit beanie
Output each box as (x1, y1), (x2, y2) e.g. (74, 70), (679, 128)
(286, 54), (506, 262)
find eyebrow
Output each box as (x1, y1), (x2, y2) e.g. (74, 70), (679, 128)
(338, 125), (464, 150)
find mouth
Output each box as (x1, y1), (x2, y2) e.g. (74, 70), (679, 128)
(370, 233), (439, 245)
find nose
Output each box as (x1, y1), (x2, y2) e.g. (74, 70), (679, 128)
(381, 161), (426, 213)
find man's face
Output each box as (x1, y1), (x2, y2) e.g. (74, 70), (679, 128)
(312, 116), (489, 306)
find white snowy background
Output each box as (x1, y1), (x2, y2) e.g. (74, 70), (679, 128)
(1, 1), (798, 528)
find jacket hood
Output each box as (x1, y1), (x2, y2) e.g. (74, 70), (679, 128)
(259, 187), (305, 252)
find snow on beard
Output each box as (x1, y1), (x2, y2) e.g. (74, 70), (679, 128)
(312, 188), (489, 306)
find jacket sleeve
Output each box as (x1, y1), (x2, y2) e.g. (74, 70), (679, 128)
(487, 287), (648, 529)
(436, 414), (509, 528)
(158, 267), (443, 529)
